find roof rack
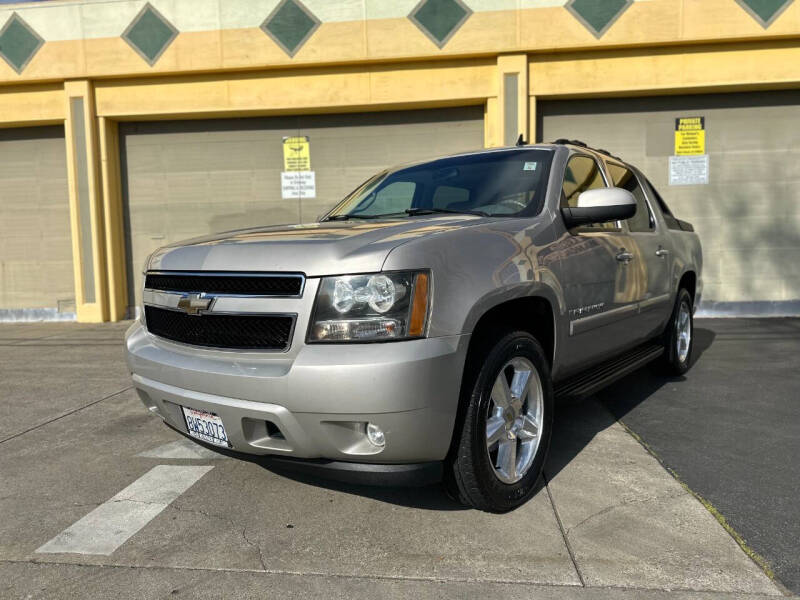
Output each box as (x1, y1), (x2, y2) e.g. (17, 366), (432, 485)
(552, 138), (588, 148)
(551, 139), (622, 161)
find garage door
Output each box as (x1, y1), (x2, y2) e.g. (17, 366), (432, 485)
(539, 91), (800, 312)
(120, 106), (484, 309)
(0, 126), (73, 317)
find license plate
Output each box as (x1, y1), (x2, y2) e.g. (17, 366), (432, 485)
(181, 406), (230, 448)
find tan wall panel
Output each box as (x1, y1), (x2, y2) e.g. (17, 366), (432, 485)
(94, 60), (494, 118)
(0, 84), (65, 127)
(0, 126), (73, 311)
(539, 91), (800, 304)
(0, 40), (85, 82)
(531, 42), (800, 98)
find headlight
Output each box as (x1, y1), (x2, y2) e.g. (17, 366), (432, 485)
(308, 271), (430, 342)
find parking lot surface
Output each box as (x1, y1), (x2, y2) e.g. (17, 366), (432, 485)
(599, 318), (800, 595)
(0, 322), (786, 599)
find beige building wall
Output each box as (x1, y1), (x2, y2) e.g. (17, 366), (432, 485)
(0, 0), (799, 320)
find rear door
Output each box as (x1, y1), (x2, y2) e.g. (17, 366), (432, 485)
(556, 154), (640, 373)
(607, 162), (673, 339)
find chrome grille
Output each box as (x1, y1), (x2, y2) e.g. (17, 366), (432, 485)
(142, 271), (303, 350)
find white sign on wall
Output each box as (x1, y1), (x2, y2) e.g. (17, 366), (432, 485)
(669, 155), (709, 186)
(281, 171), (316, 199)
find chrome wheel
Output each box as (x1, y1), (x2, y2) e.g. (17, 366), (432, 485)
(485, 357), (544, 484)
(676, 300), (692, 364)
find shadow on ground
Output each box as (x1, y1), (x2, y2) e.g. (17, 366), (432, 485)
(224, 328), (717, 511)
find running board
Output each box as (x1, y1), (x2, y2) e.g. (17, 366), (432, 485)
(554, 342), (664, 401)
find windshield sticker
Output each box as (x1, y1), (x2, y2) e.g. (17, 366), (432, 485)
(523, 162), (538, 171)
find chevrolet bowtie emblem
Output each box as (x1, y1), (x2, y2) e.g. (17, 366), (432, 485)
(177, 293), (213, 316)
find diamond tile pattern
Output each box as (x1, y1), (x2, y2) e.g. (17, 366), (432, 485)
(261, 0), (320, 58)
(735, 0), (794, 27)
(409, 0), (472, 48)
(0, 13), (43, 74)
(566, 0), (633, 38)
(122, 3), (178, 66)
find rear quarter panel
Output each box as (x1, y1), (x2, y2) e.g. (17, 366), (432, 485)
(669, 229), (704, 307)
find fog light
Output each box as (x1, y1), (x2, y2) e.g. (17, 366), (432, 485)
(366, 422), (385, 447)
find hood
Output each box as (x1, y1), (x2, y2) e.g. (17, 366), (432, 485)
(148, 216), (494, 276)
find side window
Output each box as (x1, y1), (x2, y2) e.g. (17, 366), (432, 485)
(561, 155), (606, 208)
(645, 178), (681, 230)
(607, 163), (654, 233)
(561, 155), (616, 230)
(354, 181), (415, 216)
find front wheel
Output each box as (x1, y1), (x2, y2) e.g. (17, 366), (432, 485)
(447, 331), (553, 512)
(661, 288), (694, 375)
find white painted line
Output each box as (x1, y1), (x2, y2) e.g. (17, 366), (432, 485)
(136, 439), (228, 460)
(36, 465), (213, 556)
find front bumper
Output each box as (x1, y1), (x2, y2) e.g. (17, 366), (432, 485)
(125, 321), (469, 464)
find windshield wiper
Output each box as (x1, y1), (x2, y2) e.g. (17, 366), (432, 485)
(324, 214), (379, 221)
(405, 207), (491, 218)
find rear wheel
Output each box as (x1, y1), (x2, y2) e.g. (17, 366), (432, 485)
(447, 331), (553, 512)
(661, 288), (694, 375)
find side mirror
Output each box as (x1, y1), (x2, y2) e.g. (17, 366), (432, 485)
(561, 187), (636, 228)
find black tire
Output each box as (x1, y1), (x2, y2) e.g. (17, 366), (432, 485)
(447, 331), (553, 512)
(661, 288), (694, 375)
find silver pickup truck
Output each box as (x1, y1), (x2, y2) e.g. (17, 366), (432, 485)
(125, 140), (702, 512)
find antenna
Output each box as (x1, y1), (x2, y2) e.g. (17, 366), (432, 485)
(516, 134), (527, 147)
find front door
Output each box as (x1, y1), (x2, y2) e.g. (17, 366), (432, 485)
(555, 154), (641, 375)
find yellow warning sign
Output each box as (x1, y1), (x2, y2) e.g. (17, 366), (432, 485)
(283, 136), (311, 171)
(674, 117), (705, 156)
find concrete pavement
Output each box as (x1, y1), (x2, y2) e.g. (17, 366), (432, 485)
(599, 318), (800, 595)
(0, 322), (785, 599)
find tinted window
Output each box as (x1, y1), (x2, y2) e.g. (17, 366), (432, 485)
(432, 185), (470, 209)
(561, 155), (606, 208)
(329, 149), (554, 218)
(608, 163), (654, 233)
(645, 178), (681, 230)
(561, 155), (617, 230)
(369, 181), (416, 215)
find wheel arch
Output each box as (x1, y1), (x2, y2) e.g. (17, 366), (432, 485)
(679, 270), (697, 303)
(466, 295), (557, 369)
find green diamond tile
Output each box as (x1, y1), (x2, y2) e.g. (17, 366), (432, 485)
(735, 0), (794, 27)
(122, 3), (178, 66)
(409, 0), (472, 48)
(0, 13), (43, 74)
(566, 0), (632, 38)
(261, 0), (320, 58)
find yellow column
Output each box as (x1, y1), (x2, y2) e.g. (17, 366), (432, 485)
(98, 117), (128, 321)
(496, 54), (529, 147)
(63, 80), (108, 322)
(484, 96), (500, 148)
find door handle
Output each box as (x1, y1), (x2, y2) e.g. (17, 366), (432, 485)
(615, 250), (634, 263)
(655, 247), (670, 258)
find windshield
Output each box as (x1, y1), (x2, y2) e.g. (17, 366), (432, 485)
(324, 149), (554, 220)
